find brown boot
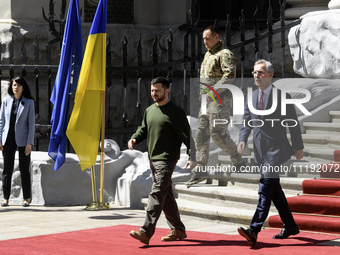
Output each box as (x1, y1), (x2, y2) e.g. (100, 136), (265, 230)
(161, 229), (187, 242)
(130, 230), (150, 245)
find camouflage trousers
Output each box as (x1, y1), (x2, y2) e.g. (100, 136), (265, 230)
(195, 94), (244, 166)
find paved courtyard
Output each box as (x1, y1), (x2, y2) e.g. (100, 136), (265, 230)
(0, 203), (241, 241)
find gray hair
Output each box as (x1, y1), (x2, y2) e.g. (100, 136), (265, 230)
(254, 59), (274, 74)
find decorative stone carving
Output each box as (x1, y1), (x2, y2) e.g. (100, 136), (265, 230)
(0, 140), (135, 206)
(101, 139), (120, 160)
(329, 0), (340, 9)
(0, 137), (193, 208)
(288, 10), (340, 78)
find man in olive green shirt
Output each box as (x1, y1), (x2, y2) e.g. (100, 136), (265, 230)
(129, 77), (196, 246)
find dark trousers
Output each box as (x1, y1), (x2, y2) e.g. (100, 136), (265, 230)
(2, 136), (31, 200)
(141, 160), (185, 238)
(250, 164), (296, 233)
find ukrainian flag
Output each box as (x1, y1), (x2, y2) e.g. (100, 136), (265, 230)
(66, 0), (107, 171)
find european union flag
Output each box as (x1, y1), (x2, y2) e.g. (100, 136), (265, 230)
(48, 0), (83, 171)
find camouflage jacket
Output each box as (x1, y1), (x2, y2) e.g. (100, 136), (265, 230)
(200, 40), (236, 87)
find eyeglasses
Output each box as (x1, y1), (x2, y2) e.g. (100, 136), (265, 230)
(251, 71), (267, 76)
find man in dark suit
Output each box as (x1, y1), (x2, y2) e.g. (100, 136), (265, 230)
(237, 59), (304, 245)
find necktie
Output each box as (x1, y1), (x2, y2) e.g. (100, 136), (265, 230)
(259, 91), (264, 118)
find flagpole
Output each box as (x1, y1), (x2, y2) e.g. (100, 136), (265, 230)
(81, 79), (106, 210)
(90, 166), (97, 203)
(85, 91), (109, 210)
(99, 90), (106, 204)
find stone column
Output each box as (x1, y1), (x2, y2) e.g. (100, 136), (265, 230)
(285, 0), (329, 19)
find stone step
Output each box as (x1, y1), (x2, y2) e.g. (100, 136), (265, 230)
(218, 154), (328, 178)
(227, 175), (305, 191)
(141, 177), (304, 225)
(303, 122), (340, 134)
(304, 147), (336, 161)
(237, 127), (340, 158)
(244, 135), (340, 153)
(175, 198), (274, 226)
(174, 180), (300, 204)
(330, 111), (340, 123)
(292, 133), (340, 147)
(141, 196), (264, 225)
(238, 141), (336, 162)
(175, 182), (260, 204)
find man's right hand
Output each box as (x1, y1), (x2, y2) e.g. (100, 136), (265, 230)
(185, 160), (197, 171)
(128, 139), (136, 150)
(237, 141), (245, 155)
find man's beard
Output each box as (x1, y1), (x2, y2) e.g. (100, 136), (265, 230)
(153, 94), (166, 103)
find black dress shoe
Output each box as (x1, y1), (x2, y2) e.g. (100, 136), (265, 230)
(238, 227), (257, 245)
(273, 226), (300, 239)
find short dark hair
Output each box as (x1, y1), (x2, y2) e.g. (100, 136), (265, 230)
(8, 76), (34, 100)
(150, 77), (170, 89)
(204, 25), (220, 36)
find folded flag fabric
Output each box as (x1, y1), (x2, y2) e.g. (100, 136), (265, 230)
(66, 0), (107, 171)
(48, 0), (83, 171)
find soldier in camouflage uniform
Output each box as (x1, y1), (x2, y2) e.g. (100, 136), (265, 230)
(185, 26), (245, 186)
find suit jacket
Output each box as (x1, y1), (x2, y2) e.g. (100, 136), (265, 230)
(0, 96), (35, 147)
(239, 86), (304, 165)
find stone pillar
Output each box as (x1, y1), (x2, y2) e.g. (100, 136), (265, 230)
(285, 0), (329, 19)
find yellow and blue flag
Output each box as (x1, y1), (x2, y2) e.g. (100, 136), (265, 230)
(48, 0), (83, 171)
(66, 0), (107, 171)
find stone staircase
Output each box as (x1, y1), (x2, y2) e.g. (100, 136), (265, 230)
(151, 110), (340, 226)
(172, 177), (303, 227)
(141, 176), (303, 227)
(302, 111), (340, 159)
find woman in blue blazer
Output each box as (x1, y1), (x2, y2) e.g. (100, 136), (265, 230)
(0, 77), (35, 207)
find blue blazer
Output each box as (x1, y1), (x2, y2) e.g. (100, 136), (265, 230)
(0, 96), (35, 147)
(239, 87), (304, 165)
